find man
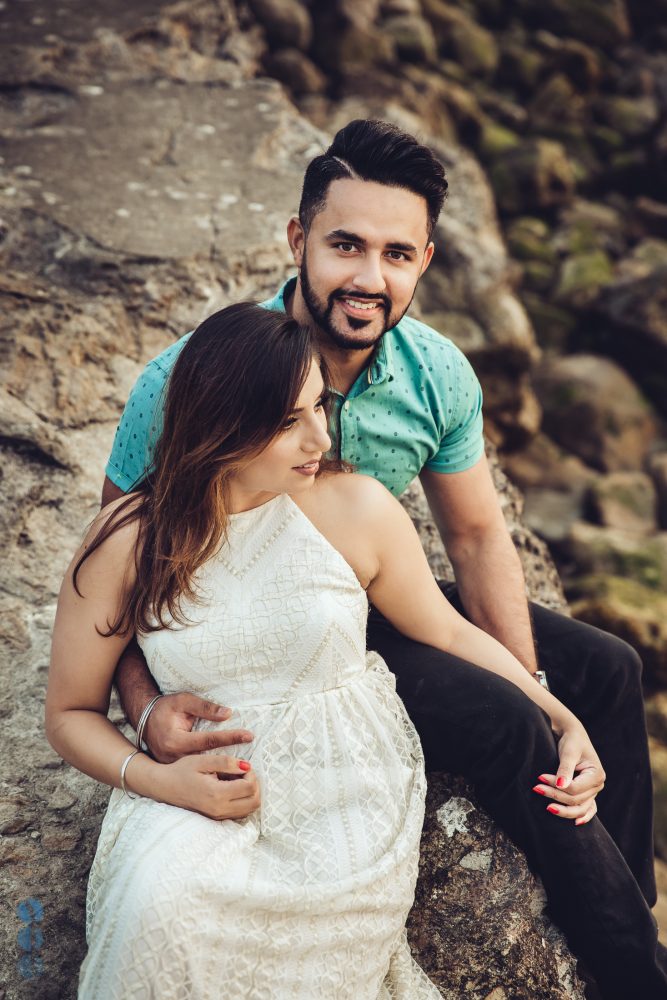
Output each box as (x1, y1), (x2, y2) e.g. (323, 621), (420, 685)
(103, 119), (666, 999)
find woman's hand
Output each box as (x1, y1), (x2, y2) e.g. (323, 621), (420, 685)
(147, 753), (261, 821)
(532, 726), (606, 826)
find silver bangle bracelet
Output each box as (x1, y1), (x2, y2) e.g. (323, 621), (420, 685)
(120, 749), (141, 799)
(135, 694), (163, 751)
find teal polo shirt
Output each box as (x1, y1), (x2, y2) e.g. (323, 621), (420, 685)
(106, 278), (484, 498)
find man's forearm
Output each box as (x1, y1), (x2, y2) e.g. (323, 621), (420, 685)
(114, 639), (161, 730)
(448, 528), (539, 674)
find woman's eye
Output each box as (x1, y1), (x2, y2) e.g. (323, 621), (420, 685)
(281, 417), (297, 430)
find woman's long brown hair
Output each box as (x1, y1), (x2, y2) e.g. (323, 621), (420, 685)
(74, 303), (342, 635)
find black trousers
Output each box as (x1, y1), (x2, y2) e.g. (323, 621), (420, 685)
(367, 583), (667, 1000)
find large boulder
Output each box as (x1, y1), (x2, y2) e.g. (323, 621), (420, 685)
(533, 354), (659, 473)
(594, 264), (667, 419)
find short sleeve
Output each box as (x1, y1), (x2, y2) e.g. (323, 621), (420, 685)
(425, 351), (484, 474)
(105, 360), (169, 491)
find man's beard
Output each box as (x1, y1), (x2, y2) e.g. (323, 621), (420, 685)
(299, 251), (414, 351)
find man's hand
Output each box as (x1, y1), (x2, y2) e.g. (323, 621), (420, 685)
(144, 693), (254, 764)
(532, 728), (606, 825)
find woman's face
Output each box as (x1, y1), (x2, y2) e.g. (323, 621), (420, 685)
(231, 359), (332, 508)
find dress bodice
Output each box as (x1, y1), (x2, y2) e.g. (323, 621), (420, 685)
(138, 493), (370, 708)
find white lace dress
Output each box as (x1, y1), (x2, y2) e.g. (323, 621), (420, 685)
(80, 493), (440, 999)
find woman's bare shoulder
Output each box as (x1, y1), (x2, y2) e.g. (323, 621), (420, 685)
(72, 493), (144, 586)
(297, 472), (401, 541)
(311, 470), (395, 512)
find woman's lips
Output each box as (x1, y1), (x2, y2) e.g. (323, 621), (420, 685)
(293, 461), (320, 476)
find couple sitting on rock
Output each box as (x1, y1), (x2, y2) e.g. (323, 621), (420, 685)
(46, 119), (666, 999)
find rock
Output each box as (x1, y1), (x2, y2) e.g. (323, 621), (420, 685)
(514, 0), (631, 49)
(477, 119), (521, 159)
(247, 0), (313, 50)
(635, 197), (667, 240)
(506, 217), (556, 264)
(264, 47), (327, 94)
(565, 522), (667, 591)
(490, 139), (576, 215)
(382, 14), (438, 63)
(534, 354), (659, 473)
(544, 38), (602, 92)
(594, 264), (667, 419)
(498, 42), (545, 93)
(617, 238), (667, 280)
(529, 73), (585, 129)
(552, 198), (627, 258)
(311, 8), (394, 73)
(422, 0), (499, 77)
(568, 576), (667, 688)
(407, 774), (584, 997)
(521, 294), (577, 353)
(651, 739), (667, 861)
(502, 433), (597, 546)
(553, 249), (614, 309)
(650, 453), (667, 529)
(645, 692), (667, 745)
(586, 471), (658, 534)
(594, 94), (660, 140)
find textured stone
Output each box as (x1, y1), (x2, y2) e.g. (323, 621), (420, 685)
(569, 576), (667, 688)
(594, 264), (667, 419)
(565, 522), (667, 591)
(490, 139), (576, 215)
(248, 0), (313, 50)
(586, 471), (658, 534)
(534, 354), (659, 473)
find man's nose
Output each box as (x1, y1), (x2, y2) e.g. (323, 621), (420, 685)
(352, 253), (386, 294)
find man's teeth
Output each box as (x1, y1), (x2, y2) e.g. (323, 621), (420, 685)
(343, 298), (379, 310)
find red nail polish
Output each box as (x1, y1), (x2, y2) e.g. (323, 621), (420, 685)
(547, 804), (560, 815)
(556, 777), (566, 789)
(532, 786), (546, 796)
(538, 775), (550, 783)
(239, 761), (251, 771)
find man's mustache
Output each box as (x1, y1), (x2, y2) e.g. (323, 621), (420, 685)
(330, 289), (392, 312)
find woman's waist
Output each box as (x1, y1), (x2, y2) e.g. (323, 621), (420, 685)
(182, 653), (392, 719)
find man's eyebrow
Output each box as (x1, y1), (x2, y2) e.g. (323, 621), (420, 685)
(325, 229), (418, 253)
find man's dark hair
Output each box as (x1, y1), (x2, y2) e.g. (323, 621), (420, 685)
(298, 119), (448, 240)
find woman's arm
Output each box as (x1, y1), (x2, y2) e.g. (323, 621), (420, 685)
(45, 508), (260, 820)
(363, 485), (605, 823)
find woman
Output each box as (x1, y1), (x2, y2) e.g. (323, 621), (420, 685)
(47, 304), (601, 999)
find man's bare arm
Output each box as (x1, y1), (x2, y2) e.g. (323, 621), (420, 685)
(101, 476), (253, 761)
(420, 456), (539, 675)
(101, 475), (125, 509)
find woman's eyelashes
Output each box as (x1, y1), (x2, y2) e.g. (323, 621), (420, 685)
(281, 397), (327, 431)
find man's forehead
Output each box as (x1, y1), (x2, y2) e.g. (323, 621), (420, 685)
(314, 177), (430, 243)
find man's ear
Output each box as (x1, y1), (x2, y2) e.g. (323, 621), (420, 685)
(287, 216), (306, 267)
(420, 241), (435, 277)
